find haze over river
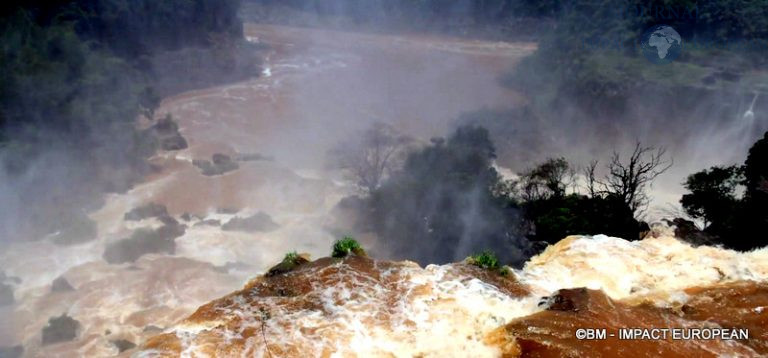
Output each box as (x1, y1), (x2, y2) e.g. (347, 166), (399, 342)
(0, 24), (537, 356)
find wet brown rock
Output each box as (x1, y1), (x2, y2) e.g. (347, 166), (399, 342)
(492, 281), (768, 357)
(265, 254), (310, 277)
(140, 255), (530, 356)
(541, 287), (590, 312)
(110, 339), (136, 353)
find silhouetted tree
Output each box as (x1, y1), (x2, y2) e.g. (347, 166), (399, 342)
(519, 157), (572, 201)
(681, 166), (743, 228)
(364, 125), (527, 266)
(329, 122), (413, 194)
(600, 143), (672, 215)
(521, 157), (644, 244)
(679, 132), (768, 251)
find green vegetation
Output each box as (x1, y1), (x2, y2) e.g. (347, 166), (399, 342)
(467, 251), (512, 277)
(0, 0), (251, 239)
(362, 125), (525, 266)
(681, 132), (768, 250)
(467, 251), (500, 270)
(282, 251), (301, 265)
(265, 251), (309, 277)
(332, 237), (366, 258)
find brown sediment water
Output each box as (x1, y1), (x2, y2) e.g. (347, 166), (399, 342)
(137, 233), (768, 357)
(0, 24), (537, 357)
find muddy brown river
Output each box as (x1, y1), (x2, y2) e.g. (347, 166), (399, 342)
(0, 24), (536, 357)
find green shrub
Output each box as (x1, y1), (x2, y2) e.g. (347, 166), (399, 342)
(467, 250), (513, 277)
(282, 251), (300, 265)
(332, 237), (366, 258)
(467, 251), (500, 270)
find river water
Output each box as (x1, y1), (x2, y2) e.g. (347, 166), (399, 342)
(0, 24), (536, 357)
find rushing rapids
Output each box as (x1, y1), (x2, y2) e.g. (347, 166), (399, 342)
(137, 231), (768, 357)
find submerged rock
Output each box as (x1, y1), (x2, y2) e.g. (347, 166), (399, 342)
(110, 339), (137, 353)
(221, 212), (279, 232)
(667, 218), (719, 247)
(193, 153), (239, 176)
(124, 203), (169, 221)
(41, 314), (80, 345)
(234, 152), (273, 162)
(145, 115), (188, 151)
(193, 219), (221, 227)
(103, 222), (184, 264)
(51, 277), (74, 293)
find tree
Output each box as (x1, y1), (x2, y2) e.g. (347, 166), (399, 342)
(519, 157), (572, 201)
(329, 122), (412, 194)
(600, 143), (672, 215)
(521, 158), (644, 244)
(744, 131), (768, 199)
(678, 131), (768, 251)
(680, 166), (743, 228)
(364, 125), (528, 266)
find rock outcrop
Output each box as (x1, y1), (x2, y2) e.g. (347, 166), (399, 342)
(138, 234), (768, 357)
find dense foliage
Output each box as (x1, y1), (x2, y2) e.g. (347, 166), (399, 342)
(364, 125), (527, 266)
(682, 132), (768, 250)
(0, 0), (247, 241)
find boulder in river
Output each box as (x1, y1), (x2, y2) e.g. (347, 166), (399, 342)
(51, 277), (75, 293)
(193, 153), (239, 176)
(103, 221), (185, 264)
(124, 203), (169, 221)
(144, 115), (188, 152)
(41, 314), (80, 345)
(221, 212), (279, 232)
(110, 339), (137, 353)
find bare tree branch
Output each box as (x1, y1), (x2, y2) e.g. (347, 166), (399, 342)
(328, 122), (413, 194)
(602, 142), (672, 215)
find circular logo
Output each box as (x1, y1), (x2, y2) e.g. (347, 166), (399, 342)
(640, 25), (683, 64)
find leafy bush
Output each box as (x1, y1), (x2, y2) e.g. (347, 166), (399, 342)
(332, 237), (366, 258)
(467, 251), (500, 270)
(680, 131), (768, 250)
(363, 125), (527, 267)
(282, 251), (301, 265)
(467, 250), (512, 277)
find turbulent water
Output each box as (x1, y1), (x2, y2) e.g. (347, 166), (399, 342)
(136, 228), (768, 357)
(0, 25), (535, 357)
(1, 24), (766, 357)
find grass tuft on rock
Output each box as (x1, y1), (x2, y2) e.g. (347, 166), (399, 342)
(265, 251), (309, 277)
(331, 237), (366, 258)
